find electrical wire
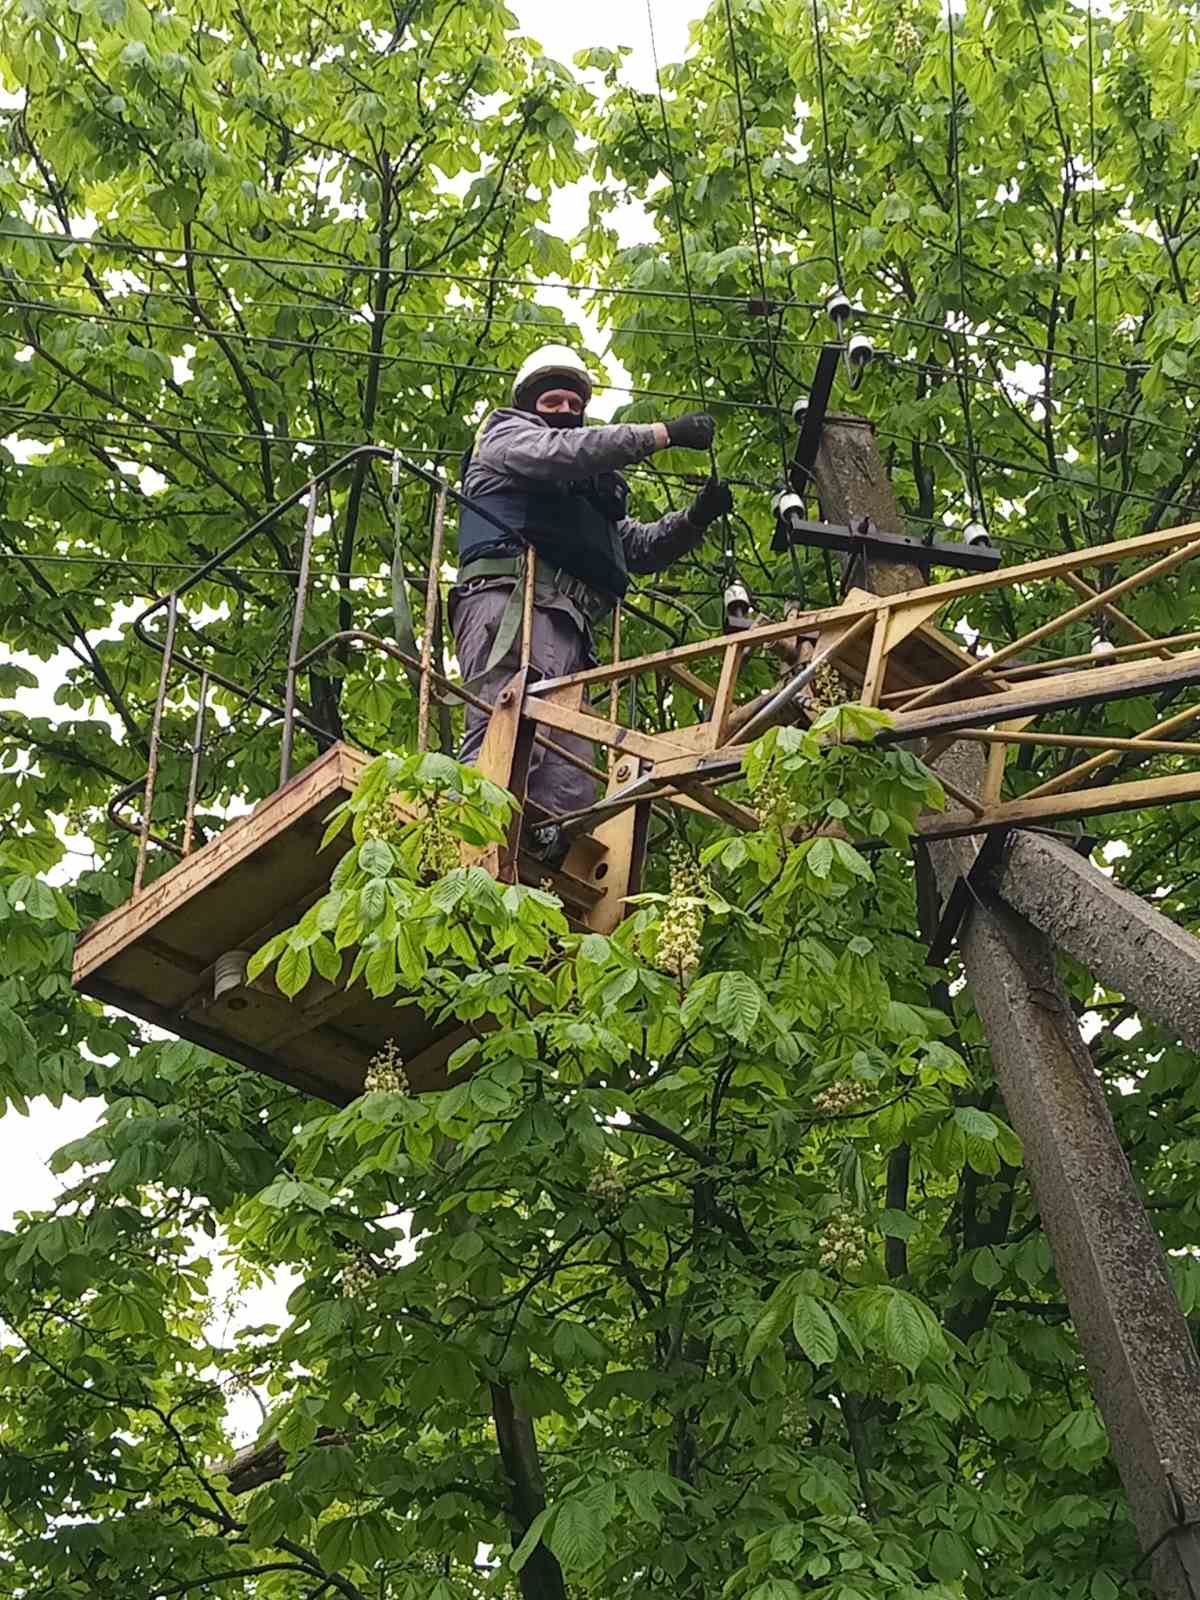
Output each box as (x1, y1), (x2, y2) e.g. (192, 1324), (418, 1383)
(0, 405), (772, 496)
(645, 0), (714, 431)
(852, 304), (1165, 383)
(2, 272), (834, 355)
(643, 0), (736, 592)
(7, 197), (1200, 540)
(9, 286), (1200, 459)
(720, 0), (793, 490)
(870, 424), (1200, 521)
(9, 221), (1200, 403)
(945, 0), (985, 531)
(7, 397), (1200, 526)
(0, 306), (789, 412)
(10, 288), (1200, 487)
(0, 225), (821, 311)
(808, 0), (842, 285)
(1086, 0), (1104, 537)
(9, 234), (1198, 395)
(878, 347), (1200, 447)
(0, 307), (537, 391)
(0, 291), (840, 375)
(16, 254), (1191, 452)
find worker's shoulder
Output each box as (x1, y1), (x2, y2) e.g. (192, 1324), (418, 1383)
(478, 406), (545, 438)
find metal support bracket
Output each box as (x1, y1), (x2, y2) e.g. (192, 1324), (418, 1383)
(787, 342), (841, 501)
(774, 513), (1002, 575)
(924, 823), (1094, 971)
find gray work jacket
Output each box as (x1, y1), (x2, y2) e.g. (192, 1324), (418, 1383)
(461, 408), (704, 578)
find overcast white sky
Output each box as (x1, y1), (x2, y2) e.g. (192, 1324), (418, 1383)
(0, 0), (699, 1433)
(511, 0), (694, 415)
(518, 0), (692, 93)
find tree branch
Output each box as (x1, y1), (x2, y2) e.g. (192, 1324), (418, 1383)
(490, 1382), (568, 1600)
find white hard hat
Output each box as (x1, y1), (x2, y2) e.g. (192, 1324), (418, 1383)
(511, 344), (593, 407)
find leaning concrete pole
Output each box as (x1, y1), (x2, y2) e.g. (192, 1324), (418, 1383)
(992, 829), (1200, 1055)
(812, 415), (1200, 1596)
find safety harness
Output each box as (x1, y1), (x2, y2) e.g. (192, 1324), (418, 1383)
(456, 434), (632, 673)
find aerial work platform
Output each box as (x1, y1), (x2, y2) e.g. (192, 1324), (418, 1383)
(73, 740), (605, 1104)
(70, 442), (1200, 1103)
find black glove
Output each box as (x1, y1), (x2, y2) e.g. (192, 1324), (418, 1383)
(687, 476), (734, 529)
(665, 412), (716, 451)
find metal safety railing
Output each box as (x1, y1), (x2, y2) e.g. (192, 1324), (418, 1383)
(108, 446), (1200, 890)
(115, 444), (618, 892)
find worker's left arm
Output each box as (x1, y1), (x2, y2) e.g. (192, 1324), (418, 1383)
(619, 478), (734, 575)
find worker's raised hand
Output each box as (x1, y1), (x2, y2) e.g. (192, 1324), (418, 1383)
(687, 476), (734, 529)
(664, 412), (716, 451)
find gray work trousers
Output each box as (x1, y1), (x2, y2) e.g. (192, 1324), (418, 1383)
(449, 579), (598, 819)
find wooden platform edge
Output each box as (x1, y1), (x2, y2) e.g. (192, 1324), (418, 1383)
(73, 742), (369, 985)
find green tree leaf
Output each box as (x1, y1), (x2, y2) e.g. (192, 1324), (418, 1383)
(791, 1293), (838, 1366)
(275, 942), (312, 999)
(546, 1496), (607, 1572)
(511, 1507), (554, 1573)
(882, 1290), (935, 1374)
(717, 971), (762, 1041)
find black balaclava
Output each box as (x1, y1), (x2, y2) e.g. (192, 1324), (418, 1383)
(516, 371), (588, 429)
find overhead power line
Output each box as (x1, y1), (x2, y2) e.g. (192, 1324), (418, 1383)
(1, 274), (823, 354)
(0, 306), (802, 406)
(5, 400), (1200, 528)
(1086, 0), (1105, 535)
(808, 0), (841, 284)
(6, 262), (1189, 396)
(4, 222), (1179, 390)
(0, 291), (837, 368)
(645, 0), (712, 424)
(945, 0), (985, 529)
(7, 293), (1198, 455)
(0, 225), (823, 313)
(721, 0), (792, 484)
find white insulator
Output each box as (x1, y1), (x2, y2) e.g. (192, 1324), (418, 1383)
(1092, 634), (1117, 656)
(964, 521), (992, 547)
(773, 490), (805, 520)
(846, 333), (874, 369)
(826, 287), (852, 326)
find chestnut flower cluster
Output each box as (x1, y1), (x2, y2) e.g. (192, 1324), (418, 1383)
(820, 1215), (872, 1273)
(364, 1039), (409, 1096)
(894, 16), (921, 60)
(587, 1161), (627, 1216)
(655, 845), (708, 986)
(813, 1078), (870, 1116)
(417, 803), (460, 881)
(808, 659), (853, 712)
(339, 1253), (376, 1300)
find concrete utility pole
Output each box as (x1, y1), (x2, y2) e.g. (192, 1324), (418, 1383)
(990, 829), (1200, 1055)
(813, 415), (1200, 1598)
(813, 414), (924, 596)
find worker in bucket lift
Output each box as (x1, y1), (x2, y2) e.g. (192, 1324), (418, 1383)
(452, 344), (733, 859)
